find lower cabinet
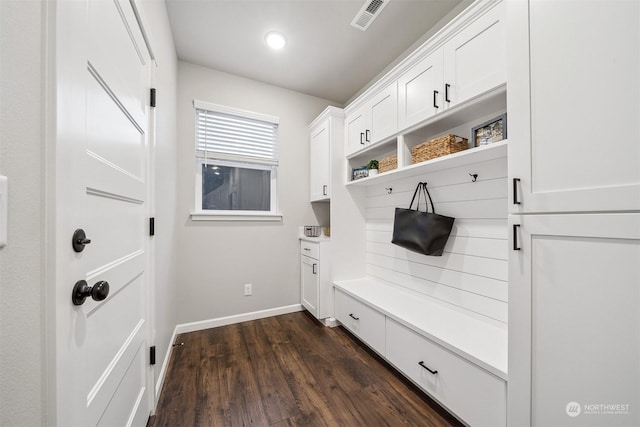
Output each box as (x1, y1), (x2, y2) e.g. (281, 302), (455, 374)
(508, 213), (640, 426)
(300, 255), (319, 317)
(334, 289), (385, 356)
(300, 239), (332, 320)
(386, 318), (506, 427)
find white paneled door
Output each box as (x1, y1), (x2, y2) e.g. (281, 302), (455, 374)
(52, 0), (153, 425)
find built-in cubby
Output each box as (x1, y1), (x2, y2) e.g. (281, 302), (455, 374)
(325, 1), (510, 425)
(347, 85), (506, 186)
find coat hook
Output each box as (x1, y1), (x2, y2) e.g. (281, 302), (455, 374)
(470, 173), (478, 182)
(385, 187), (393, 194)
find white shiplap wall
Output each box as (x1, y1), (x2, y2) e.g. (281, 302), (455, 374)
(365, 157), (508, 323)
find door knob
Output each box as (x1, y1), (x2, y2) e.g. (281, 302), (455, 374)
(72, 229), (91, 252)
(72, 280), (109, 305)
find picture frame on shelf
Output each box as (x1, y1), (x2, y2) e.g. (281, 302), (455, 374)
(471, 113), (507, 146)
(352, 166), (368, 181)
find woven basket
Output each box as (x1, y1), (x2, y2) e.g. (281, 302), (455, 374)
(379, 154), (397, 173)
(411, 134), (469, 164)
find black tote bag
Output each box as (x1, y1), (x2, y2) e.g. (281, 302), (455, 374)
(391, 182), (455, 256)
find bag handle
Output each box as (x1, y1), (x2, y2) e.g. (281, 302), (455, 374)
(409, 182), (436, 213)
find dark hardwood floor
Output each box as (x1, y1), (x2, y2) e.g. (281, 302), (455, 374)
(150, 311), (462, 427)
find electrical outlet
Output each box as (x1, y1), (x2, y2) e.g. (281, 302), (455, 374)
(244, 283), (252, 296)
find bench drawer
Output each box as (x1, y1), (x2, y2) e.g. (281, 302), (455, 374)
(386, 318), (506, 427)
(335, 289), (385, 356)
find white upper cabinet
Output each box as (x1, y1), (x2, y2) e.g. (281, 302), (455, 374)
(397, 1), (505, 131)
(397, 50), (443, 130)
(310, 123), (330, 201)
(367, 83), (398, 144)
(345, 83), (398, 157)
(442, 1), (505, 110)
(345, 106), (367, 157)
(309, 106), (344, 202)
(508, 0), (640, 213)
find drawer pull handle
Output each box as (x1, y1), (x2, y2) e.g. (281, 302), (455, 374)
(349, 313), (359, 320)
(418, 361), (438, 375)
(303, 248), (310, 251)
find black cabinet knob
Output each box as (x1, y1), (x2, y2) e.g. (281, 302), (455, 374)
(72, 280), (110, 305)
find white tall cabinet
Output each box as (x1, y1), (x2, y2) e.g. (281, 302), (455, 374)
(507, 1), (640, 426)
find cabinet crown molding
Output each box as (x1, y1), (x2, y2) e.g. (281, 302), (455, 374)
(344, 0), (503, 115)
(308, 105), (345, 130)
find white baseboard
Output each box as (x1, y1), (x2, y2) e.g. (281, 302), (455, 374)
(154, 326), (178, 403)
(174, 304), (303, 335)
(153, 303), (304, 404)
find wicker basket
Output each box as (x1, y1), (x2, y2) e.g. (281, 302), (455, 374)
(411, 134), (469, 164)
(379, 154), (397, 173)
(304, 226), (322, 237)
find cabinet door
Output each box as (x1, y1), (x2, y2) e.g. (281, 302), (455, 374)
(508, 213), (640, 427)
(310, 121), (330, 201)
(301, 255), (319, 318)
(367, 82), (398, 144)
(345, 107), (366, 157)
(397, 50), (443, 129)
(508, 0), (640, 213)
(442, 1), (505, 109)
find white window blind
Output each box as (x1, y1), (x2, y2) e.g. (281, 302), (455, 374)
(195, 101), (279, 165)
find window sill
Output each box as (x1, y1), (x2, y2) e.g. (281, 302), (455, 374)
(190, 211), (283, 222)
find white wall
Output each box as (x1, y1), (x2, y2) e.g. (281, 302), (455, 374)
(176, 61), (336, 324)
(0, 1), (45, 425)
(135, 0), (179, 401)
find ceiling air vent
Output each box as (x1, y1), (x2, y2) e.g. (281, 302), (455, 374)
(351, 0), (391, 31)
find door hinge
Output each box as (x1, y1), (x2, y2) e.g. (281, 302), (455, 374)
(150, 346), (156, 365)
(149, 217), (155, 236)
(150, 88), (156, 108)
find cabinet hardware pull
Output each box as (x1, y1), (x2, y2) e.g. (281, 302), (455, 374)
(323, 185), (327, 196)
(433, 90), (439, 109)
(445, 83), (451, 103)
(513, 224), (521, 251)
(349, 313), (359, 320)
(513, 178), (521, 205)
(303, 248), (310, 251)
(418, 361), (438, 375)
(360, 132), (364, 145)
(312, 263), (317, 274)
(365, 129), (370, 142)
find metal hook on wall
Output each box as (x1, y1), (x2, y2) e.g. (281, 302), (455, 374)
(385, 187), (393, 194)
(469, 173), (478, 183)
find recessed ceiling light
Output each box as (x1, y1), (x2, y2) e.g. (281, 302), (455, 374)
(265, 31), (286, 50)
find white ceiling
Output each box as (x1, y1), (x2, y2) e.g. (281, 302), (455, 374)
(165, 0), (465, 104)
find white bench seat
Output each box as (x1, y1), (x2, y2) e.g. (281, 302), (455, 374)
(333, 277), (507, 380)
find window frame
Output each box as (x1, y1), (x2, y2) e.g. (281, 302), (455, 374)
(191, 100), (282, 222)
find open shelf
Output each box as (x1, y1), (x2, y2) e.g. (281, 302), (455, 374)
(346, 139), (507, 187)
